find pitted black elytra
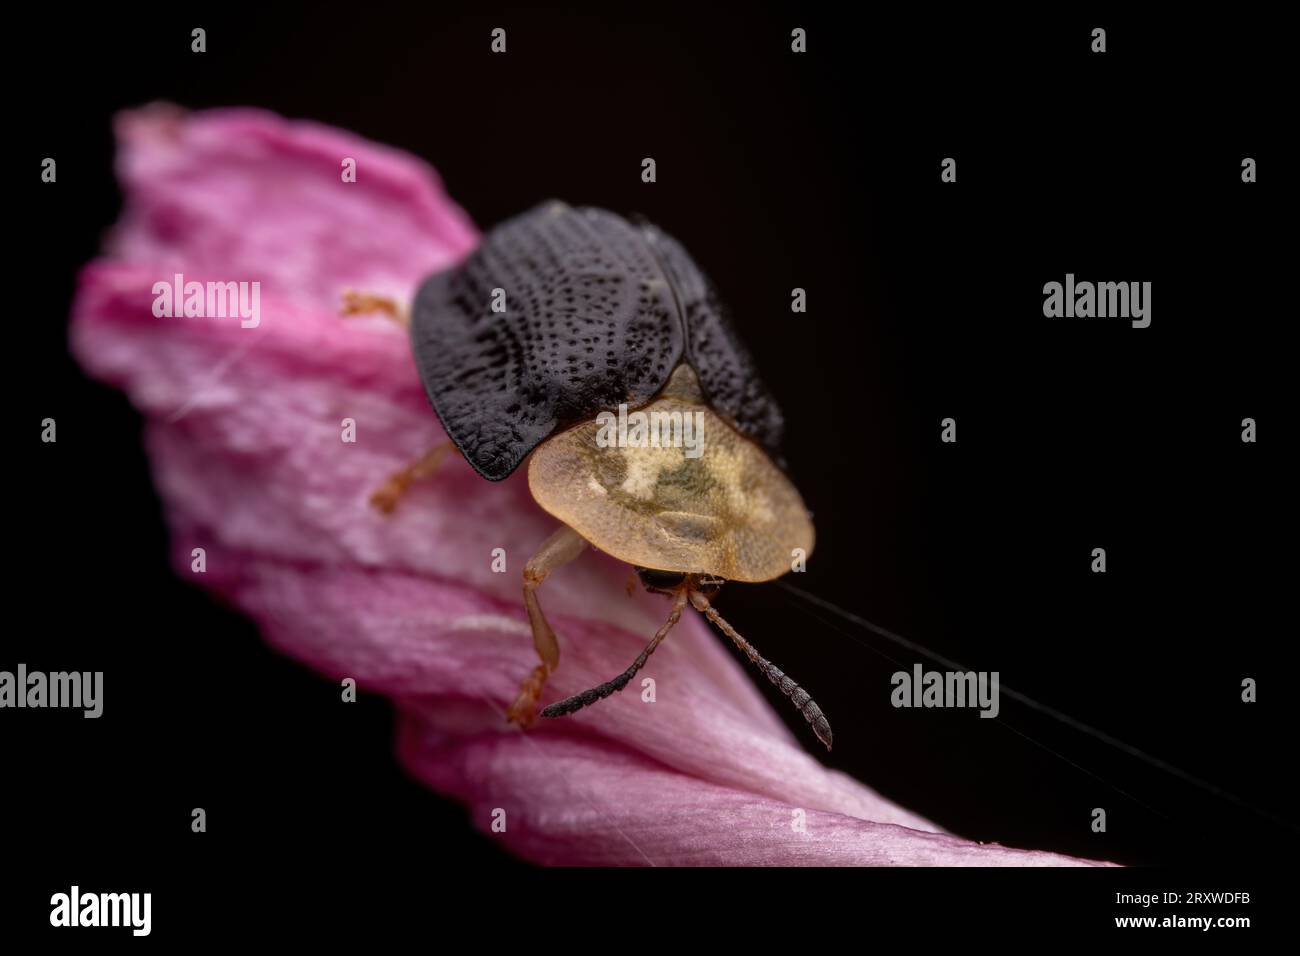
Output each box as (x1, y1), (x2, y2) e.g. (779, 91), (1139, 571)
(410, 201), (785, 480)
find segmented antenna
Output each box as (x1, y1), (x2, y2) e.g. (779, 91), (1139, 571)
(542, 591), (687, 718)
(691, 591), (833, 750)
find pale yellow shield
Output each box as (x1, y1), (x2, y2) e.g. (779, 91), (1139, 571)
(528, 396), (814, 582)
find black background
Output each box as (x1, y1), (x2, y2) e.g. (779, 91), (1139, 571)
(8, 2), (1292, 937)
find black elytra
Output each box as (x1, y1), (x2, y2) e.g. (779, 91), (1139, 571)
(409, 201), (786, 481)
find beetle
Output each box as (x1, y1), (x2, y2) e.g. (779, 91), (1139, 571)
(343, 201), (830, 749)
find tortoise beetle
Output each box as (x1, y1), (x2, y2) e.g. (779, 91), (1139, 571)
(344, 201), (830, 749)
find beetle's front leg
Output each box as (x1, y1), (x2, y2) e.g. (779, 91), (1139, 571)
(369, 443), (453, 513)
(340, 289), (410, 327)
(508, 525), (587, 726)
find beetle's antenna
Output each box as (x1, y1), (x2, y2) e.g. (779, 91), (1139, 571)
(541, 590), (688, 719)
(689, 591), (833, 751)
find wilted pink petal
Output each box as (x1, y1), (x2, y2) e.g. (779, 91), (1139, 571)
(108, 103), (476, 311)
(70, 106), (1111, 866)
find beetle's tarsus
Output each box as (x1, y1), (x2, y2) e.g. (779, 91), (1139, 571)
(507, 664), (550, 726)
(340, 289), (410, 327)
(368, 443), (452, 514)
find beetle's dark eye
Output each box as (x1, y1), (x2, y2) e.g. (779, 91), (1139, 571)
(635, 567), (688, 591)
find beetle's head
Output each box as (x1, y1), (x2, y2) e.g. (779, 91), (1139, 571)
(634, 567), (726, 597)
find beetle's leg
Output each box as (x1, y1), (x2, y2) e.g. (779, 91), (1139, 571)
(369, 442), (453, 514)
(340, 289), (410, 327)
(507, 526), (588, 727)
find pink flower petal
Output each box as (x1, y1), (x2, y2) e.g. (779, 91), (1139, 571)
(70, 106), (1112, 866)
(108, 103), (477, 312)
